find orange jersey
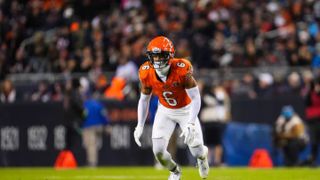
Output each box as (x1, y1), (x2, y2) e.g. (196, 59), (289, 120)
(139, 58), (193, 109)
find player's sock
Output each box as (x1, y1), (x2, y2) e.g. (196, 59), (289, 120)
(197, 146), (209, 179)
(168, 165), (181, 180)
(155, 151), (177, 170)
(169, 165), (178, 173)
(189, 144), (205, 159)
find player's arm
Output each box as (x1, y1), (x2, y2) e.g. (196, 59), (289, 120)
(134, 80), (152, 147)
(140, 82), (152, 95)
(137, 82), (152, 127)
(185, 73), (201, 125)
(180, 71), (202, 145)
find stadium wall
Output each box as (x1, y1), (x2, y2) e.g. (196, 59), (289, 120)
(0, 98), (317, 166)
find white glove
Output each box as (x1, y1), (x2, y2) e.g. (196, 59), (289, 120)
(134, 126), (144, 147)
(180, 123), (196, 145)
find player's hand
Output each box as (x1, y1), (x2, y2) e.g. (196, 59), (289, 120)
(180, 123), (196, 145)
(134, 126), (144, 147)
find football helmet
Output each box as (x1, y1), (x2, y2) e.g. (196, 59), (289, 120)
(146, 36), (175, 69)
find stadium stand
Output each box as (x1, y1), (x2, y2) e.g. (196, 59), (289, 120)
(0, 0), (320, 167)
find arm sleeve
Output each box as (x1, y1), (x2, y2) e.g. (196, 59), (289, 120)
(186, 86), (201, 124)
(137, 93), (152, 127)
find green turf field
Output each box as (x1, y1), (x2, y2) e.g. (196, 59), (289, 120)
(0, 167), (319, 180)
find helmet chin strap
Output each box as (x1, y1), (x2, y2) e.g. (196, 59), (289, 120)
(155, 64), (170, 81)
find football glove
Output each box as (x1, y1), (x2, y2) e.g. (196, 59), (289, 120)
(180, 123), (196, 145)
(134, 126), (144, 147)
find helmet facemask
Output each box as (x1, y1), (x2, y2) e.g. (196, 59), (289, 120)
(147, 51), (172, 70)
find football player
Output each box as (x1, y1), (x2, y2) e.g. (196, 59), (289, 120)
(134, 36), (209, 180)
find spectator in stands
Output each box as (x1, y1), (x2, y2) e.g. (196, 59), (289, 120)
(0, 0), (319, 102)
(232, 73), (256, 99)
(104, 44), (138, 101)
(10, 48), (27, 74)
(0, 0), (318, 80)
(0, 79), (19, 103)
(92, 74), (108, 98)
(274, 105), (308, 166)
(256, 73), (274, 98)
(301, 70), (314, 97)
(63, 78), (84, 150)
(82, 97), (110, 167)
(30, 80), (51, 102)
(25, 31), (50, 73)
(286, 72), (302, 96)
(200, 84), (231, 166)
(0, 47), (9, 80)
(304, 77), (320, 167)
(51, 82), (64, 102)
(114, 44), (139, 83)
(79, 46), (94, 73)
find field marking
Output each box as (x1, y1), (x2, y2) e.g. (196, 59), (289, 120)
(47, 175), (167, 179)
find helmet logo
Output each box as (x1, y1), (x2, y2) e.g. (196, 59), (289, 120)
(152, 47), (161, 53)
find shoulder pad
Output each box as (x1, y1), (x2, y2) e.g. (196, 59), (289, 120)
(171, 58), (193, 75)
(139, 62), (151, 81)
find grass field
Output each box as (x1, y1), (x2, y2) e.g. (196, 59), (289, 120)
(0, 167), (319, 180)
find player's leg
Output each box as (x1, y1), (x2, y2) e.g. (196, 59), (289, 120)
(189, 118), (209, 179)
(179, 116), (206, 157)
(152, 110), (181, 179)
(153, 138), (181, 178)
(179, 117), (209, 179)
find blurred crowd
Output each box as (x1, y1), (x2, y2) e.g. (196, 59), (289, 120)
(1, 0), (320, 167)
(1, 0), (320, 102)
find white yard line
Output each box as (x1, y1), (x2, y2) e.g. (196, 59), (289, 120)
(46, 175), (167, 179)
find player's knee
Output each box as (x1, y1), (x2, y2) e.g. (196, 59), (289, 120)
(152, 138), (167, 156)
(153, 146), (168, 163)
(152, 146), (165, 157)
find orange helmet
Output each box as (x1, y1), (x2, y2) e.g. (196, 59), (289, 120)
(146, 36), (175, 69)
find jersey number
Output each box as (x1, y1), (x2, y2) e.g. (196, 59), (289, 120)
(142, 65), (150, 70)
(177, 62), (185, 67)
(163, 91), (177, 106)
